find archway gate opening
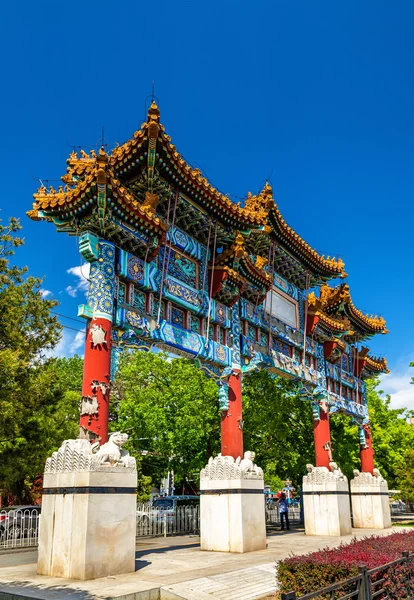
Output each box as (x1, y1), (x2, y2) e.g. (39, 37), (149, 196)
(28, 102), (388, 480)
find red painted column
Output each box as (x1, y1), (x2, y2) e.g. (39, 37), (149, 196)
(313, 409), (332, 468)
(360, 425), (375, 474)
(221, 370), (244, 459)
(80, 317), (112, 443)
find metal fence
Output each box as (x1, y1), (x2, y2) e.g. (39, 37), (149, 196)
(0, 503), (302, 550)
(282, 551), (413, 600)
(136, 503), (200, 537)
(266, 506), (301, 527)
(0, 508), (40, 550)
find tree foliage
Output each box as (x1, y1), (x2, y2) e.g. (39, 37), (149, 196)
(365, 378), (414, 487)
(396, 449), (414, 505)
(0, 218), (83, 502)
(114, 351), (221, 488)
(1, 215), (412, 502)
(243, 371), (315, 488)
(113, 355), (413, 493)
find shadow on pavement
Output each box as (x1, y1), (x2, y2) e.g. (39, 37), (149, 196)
(135, 542), (200, 561)
(0, 581), (97, 599)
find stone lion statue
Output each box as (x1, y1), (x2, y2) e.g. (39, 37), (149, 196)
(329, 461), (343, 477)
(95, 432), (135, 468)
(238, 451), (256, 472)
(236, 451), (263, 476)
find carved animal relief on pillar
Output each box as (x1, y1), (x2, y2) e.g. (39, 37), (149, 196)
(200, 451), (264, 480)
(304, 461), (347, 484)
(45, 432), (136, 473)
(352, 468), (386, 485)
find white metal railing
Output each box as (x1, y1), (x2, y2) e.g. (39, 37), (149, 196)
(136, 502), (200, 537)
(0, 508), (40, 550)
(0, 502), (303, 549)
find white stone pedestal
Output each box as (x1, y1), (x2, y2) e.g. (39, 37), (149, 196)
(37, 437), (137, 580)
(303, 463), (352, 536)
(200, 453), (266, 553)
(350, 470), (391, 529)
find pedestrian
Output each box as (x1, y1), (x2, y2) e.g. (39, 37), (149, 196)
(278, 492), (290, 531)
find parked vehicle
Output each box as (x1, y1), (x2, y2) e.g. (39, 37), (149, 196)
(390, 500), (406, 512)
(0, 506), (41, 541)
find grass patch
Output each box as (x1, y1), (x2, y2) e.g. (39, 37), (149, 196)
(393, 521), (414, 527)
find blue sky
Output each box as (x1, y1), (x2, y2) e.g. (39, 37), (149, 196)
(1, 1), (413, 408)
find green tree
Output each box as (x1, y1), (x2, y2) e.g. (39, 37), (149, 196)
(330, 414), (360, 480)
(0, 217), (84, 502)
(114, 351), (220, 487)
(243, 371), (315, 488)
(395, 448), (414, 507)
(365, 378), (414, 487)
(0, 355), (84, 502)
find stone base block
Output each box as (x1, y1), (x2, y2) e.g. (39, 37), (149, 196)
(351, 471), (391, 529)
(200, 478), (266, 553)
(303, 465), (352, 536)
(37, 469), (137, 580)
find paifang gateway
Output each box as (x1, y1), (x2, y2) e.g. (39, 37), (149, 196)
(28, 102), (388, 474)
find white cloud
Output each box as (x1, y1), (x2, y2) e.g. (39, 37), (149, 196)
(69, 330), (86, 354)
(66, 264), (90, 298)
(40, 289), (52, 298)
(379, 362), (414, 411)
(44, 328), (85, 359)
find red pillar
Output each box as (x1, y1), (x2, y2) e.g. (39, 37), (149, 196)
(221, 370), (244, 459)
(360, 426), (375, 474)
(313, 409), (332, 468)
(80, 317), (112, 444)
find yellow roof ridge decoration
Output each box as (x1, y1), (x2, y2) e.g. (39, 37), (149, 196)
(268, 193), (347, 278)
(243, 183), (274, 223)
(318, 283), (388, 334)
(365, 355), (389, 373)
(28, 101), (346, 283)
(214, 232), (272, 287)
(107, 103), (347, 275)
(28, 149), (168, 233)
(308, 291), (354, 334)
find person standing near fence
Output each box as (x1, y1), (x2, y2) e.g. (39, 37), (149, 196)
(278, 492), (290, 531)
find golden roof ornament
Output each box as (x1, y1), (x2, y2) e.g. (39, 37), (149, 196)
(234, 232), (245, 258)
(147, 101), (160, 123)
(316, 283), (387, 333)
(141, 192), (160, 215)
(243, 183), (274, 224)
(255, 255), (268, 270)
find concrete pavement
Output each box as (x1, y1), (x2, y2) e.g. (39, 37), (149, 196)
(0, 527), (404, 600)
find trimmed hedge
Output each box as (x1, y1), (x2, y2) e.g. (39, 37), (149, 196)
(277, 530), (414, 599)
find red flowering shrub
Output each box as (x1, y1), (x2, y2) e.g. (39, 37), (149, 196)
(277, 530), (414, 599)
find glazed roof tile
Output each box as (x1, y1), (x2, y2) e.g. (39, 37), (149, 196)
(29, 101), (346, 281)
(318, 283), (388, 335)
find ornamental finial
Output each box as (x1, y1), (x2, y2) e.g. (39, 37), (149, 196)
(263, 181), (273, 196)
(147, 101), (160, 123)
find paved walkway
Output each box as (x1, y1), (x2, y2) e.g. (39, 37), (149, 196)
(0, 528), (403, 600)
